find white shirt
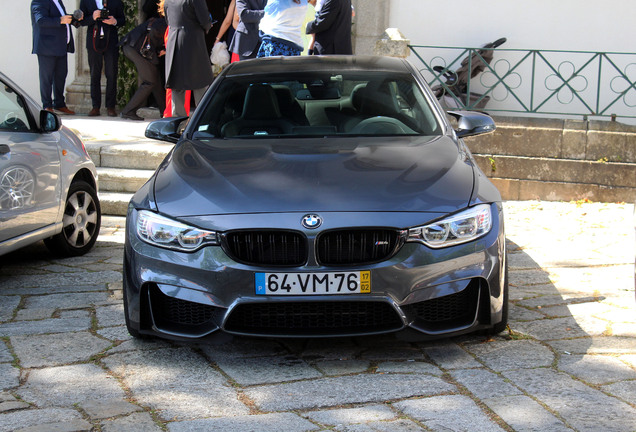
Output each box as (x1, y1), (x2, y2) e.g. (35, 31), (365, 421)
(51, 0), (71, 44)
(259, 0), (308, 48)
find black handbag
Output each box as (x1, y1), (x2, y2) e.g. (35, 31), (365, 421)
(138, 18), (155, 60)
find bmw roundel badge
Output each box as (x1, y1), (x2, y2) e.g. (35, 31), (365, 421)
(302, 214), (322, 229)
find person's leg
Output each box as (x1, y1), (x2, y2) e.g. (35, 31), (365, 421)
(104, 46), (119, 111)
(164, 88), (172, 118)
(51, 55), (68, 109)
(87, 48), (103, 109)
(37, 55), (54, 109)
(171, 89), (187, 117)
(150, 68), (166, 115)
(185, 90), (191, 115)
(192, 86), (208, 109)
(121, 46), (154, 116)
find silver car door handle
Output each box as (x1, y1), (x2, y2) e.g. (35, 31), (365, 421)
(0, 144), (10, 155)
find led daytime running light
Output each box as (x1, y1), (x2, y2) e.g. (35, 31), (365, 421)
(408, 204), (492, 248)
(136, 210), (218, 252)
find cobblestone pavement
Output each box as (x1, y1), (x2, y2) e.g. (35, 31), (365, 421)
(0, 201), (634, 432)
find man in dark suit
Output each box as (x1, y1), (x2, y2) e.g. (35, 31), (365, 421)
(229, 0), (266, 61)
(31, 0), (79, 115)
(306, 0), (352, 55)
(79, 0), (125, 117)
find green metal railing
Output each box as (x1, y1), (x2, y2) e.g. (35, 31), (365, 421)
(409, 44), (636, 120)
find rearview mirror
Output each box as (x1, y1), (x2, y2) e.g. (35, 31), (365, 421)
(447, 111), (496, 138)
(145, 117), (189, 144)
(40, 110), (61, 133)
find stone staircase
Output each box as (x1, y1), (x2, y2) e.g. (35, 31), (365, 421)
(466, 116), (636, 203)
(64, 115), (172, 217)
(64, 115), (636, 218)
(93, 142), (172, 217)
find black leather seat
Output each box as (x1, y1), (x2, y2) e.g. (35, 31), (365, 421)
(222, 84), (295, 137)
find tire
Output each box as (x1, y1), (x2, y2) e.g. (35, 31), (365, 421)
(44, 180), (101, 257)
(489, 264), (509, 335)
(122, 262), (149, 339)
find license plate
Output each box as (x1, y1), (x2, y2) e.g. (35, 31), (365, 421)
(255, 271), (371, 296)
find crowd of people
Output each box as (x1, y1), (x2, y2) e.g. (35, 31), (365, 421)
(30, 0), (354, 121)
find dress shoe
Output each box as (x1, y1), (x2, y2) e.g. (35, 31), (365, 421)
(44, 107), (55, 113)
(121, 112), (144, 121)
(88, 108), (101, 117)
(107, 108), (117, 117)
(55, 106), (75, 115)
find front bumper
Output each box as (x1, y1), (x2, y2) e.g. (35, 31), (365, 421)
(123, 205), (506, 340)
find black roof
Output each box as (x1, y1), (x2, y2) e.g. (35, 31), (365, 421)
(222, 55), (411, 77)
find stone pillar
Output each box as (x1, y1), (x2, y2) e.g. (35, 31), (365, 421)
(65, 0), (92, 114)
(351, 0), (390, 55)
(374, 28), (410, 58)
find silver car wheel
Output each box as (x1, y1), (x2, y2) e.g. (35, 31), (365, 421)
(0, 166), (34, 210)
(62, 189), (99, 248)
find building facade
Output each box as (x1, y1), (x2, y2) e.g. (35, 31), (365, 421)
(3, 0), (634, 112)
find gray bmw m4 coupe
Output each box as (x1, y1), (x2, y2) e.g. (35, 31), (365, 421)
(123, 55), (507, 341)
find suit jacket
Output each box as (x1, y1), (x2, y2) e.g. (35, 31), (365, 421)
(31, 0), (75, 56)
(164, 0), (214, 90)
(306, 0), (352, 55)
(229, 0), (267, 58)
(79, 0), (125, 52)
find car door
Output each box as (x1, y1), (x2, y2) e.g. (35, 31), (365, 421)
(0, 78), (62, 242)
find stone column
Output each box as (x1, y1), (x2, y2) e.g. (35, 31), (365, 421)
(65, 0), (93, 114)
(374, 28), (410, 58)
(351, 0), (390, 55)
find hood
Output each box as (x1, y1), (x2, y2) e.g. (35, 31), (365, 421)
(152, 135), (475, 216)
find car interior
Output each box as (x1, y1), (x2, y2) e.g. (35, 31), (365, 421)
(0, 83), (31, 132)
(194, 73), (441, 139)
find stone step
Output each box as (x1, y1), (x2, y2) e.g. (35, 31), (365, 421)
(99, 191), (133, 217)
(473, 155), (636, 189)
(78, 115), (636, 218)
(87, 142), (172, 170)
(97, 167), (154, 193)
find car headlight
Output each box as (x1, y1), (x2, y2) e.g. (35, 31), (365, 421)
(136, 210), (219, 252)
(407, 204), (492, 248)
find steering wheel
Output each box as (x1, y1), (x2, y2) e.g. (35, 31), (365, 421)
(350, 116), (416, 135)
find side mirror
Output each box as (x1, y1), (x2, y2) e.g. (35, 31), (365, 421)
(447, 111), (496, 138)
(40, 109), (61, 133)
(145, 117), (189, 144)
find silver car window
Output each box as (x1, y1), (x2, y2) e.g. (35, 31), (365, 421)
(0, 83), (30, 132)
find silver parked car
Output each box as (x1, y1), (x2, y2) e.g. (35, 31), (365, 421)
(124, 55), (506, 341)
(0, 72), (100, 257)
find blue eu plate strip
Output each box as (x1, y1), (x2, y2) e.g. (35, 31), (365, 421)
(255, 273), (266, 295)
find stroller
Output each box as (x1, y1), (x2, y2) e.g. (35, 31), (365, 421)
(432, 37), (507, 110)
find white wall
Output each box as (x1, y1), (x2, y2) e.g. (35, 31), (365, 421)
(4, 0), (634, 109)
(389, 0), (635, 53)
(388, 0), (636, 121)
(1, 1), (78, 103)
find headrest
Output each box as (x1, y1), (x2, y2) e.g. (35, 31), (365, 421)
(353, 81), (399, 116)
(242, 84), (281, 120)
(272, 85), (295, 110)
(350, 83), (367, 111)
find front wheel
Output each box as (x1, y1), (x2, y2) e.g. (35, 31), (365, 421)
(489, 264), (509, 335)
(44, 180), (101, 256)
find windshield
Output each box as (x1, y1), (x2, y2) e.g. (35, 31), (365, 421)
(193, 71), (442, 139)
